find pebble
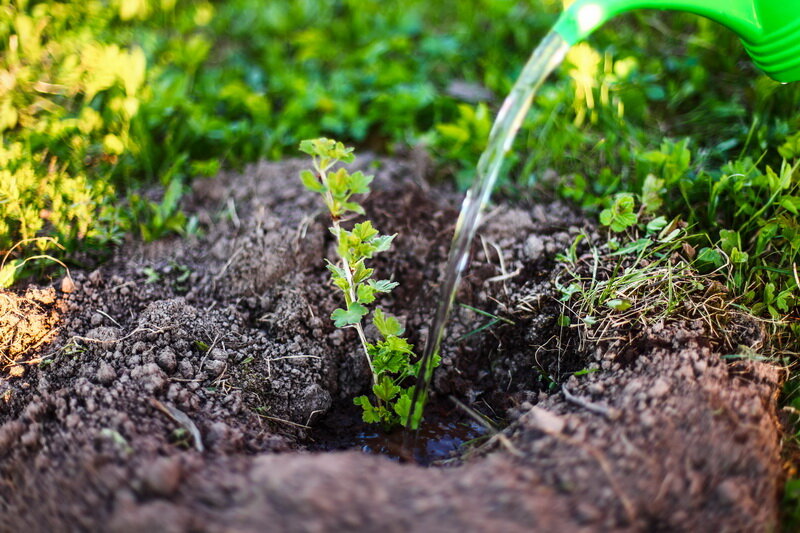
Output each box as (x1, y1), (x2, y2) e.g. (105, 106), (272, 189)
(524, 234), (545, 262)
(650, 379), (670, 398)
(141, 457), (183, 497)
(716, 479), (741, 506)
(97, 363), (117, 386)
(204, 359), (226, 378)
(156, 348), (178, 374)
(90, 313), (104, 326)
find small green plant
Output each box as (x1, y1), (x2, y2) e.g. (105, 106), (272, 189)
(599, 193), (638, 233)
(299, 138), (437, 429)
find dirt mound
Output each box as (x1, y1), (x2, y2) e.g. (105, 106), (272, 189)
(0, 156), (785, 531)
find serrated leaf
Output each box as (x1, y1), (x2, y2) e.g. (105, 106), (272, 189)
(373, 308), (404, 337)
(325, 260), (346, 278)
(371, 234), (395, 254)
(353, 395), (381, 424)
(348, 171), (374, 195)
(298, 139), (318, 156)
(369, 279), (398, 293)
(373, 376), (401, 402)
(600, 194), (638, 232)
(613, 213), (638, 232)
(372, 347), (408, 375)
(599, 209), (613, 227)
(393, 393), (411, 421)
(328, 167), (350, 199)
(352, 262), (374, 284)
(357, 283), (376, 304)
(299, 169), (326, 193)
(385, 335), (413, 354)
(331, 302), (368, 327)
(352, 221), (378, 242)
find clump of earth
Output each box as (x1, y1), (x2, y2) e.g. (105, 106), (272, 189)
(0, 155), (785, 531)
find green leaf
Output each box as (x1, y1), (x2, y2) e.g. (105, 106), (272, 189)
(369, 279), (398, 293)
(370, 234), (395, 254)
(0, 260), (20, 288)
(331, 302), (368, 327)
(328, 167), (350, 199)
(780, 196), (800, 215)
(298, 139), (318, 156)
(385, 335), (413, 354)
(646, 216), (668, 235)
(719, 229), (740, 255)
(600, 194), (638, 233)
(298, 138), (355, 163)
(353, 395), (382, 424)
(605, 298), (632, 311)
(325, 260), (346, 279)
(372, 347), (408, 375)
(352, 221), (378, 242)
(373, 308), (405, 337)
(610, 238), (650, 256)
(342, 202), (365, 215)
(348, 171), (373, 195)
(299, 169), (326, 193)
(599, 209), (613, 227)
(352, 262), (374, 284)
(357, 283), (376, 304)
(373, 376), (401, 402)
(730, 248), (749, 264)
(695, 247), (722, 269)
(557, 314), (570, 327)
(393, 393), (411, 421)
(641, 174), (664, 214)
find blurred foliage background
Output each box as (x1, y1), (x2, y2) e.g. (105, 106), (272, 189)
(2, 0), (798, 270)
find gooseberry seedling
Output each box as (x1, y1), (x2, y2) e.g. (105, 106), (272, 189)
(299, 138), (438, 429)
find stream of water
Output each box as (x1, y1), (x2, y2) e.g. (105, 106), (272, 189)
(406, 31), (571, 428)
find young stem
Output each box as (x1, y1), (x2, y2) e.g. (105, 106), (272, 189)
(331, 217), (378, 386)
(317, 160), (378, 387)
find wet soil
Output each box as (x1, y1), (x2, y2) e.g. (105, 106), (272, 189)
(0, 155), (786, 531)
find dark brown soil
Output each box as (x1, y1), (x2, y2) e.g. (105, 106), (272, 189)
(0, 155), (785, 532)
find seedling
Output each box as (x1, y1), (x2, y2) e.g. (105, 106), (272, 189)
(299, 138), (438, 429)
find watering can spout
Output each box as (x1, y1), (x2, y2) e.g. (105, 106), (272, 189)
(553, 0), (800, 82)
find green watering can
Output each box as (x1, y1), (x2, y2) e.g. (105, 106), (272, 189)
(553, 0), (800, 83)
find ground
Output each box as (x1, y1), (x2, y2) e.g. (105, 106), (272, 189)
(0, 156), (785, 531)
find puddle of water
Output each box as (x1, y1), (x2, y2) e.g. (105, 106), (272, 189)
(309, 404), (489, 466)
(354, 419), (487, 466)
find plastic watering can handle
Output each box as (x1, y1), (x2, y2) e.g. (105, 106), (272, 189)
(553, 0), (800, 82)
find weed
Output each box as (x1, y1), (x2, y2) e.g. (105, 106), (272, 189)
(554, 209), (734, 354)
(299, 138), (438, 429)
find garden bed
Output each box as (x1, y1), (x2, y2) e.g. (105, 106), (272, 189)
(0, 156), (785, 531)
